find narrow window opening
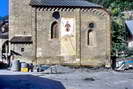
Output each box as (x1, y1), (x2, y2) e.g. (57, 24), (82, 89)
(87, 29), (94, 46)
(21, 48), (24, 52)
(51, 21), (58, 39)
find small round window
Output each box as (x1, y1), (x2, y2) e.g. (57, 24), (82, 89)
(52, 11), (60, 19)
(89, 23), (95, 28)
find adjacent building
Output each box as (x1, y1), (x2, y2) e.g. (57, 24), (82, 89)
(124, 11), (133, 48)
(0, 20), (9, 62)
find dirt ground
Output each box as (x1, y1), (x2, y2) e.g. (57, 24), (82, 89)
(0, 66), (133, 89)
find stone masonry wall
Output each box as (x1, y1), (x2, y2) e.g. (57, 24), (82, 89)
(9, 0), (111, 66)
(9, 0), (35, 63)
(33, 7), (111, 66)
(80, 8), (111, 66)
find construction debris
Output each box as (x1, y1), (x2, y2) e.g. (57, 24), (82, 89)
(116, 59), (133, 71)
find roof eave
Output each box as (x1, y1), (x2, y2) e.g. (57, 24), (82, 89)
(30, 4), (102, 8)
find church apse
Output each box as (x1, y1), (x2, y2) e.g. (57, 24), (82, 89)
(9, 0), (111, 67)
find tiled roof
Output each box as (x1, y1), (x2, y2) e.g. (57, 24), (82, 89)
(10, 36), (33, 44)
(30, 0), (102, 8)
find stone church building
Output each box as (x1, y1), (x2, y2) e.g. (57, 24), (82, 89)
(9, 0), (111, 67)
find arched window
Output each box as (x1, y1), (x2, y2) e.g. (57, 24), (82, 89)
(87, 29), (95, 46)
(51, 21), (58, 39)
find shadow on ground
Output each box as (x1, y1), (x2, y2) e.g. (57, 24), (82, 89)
(0, 75), (66, 89)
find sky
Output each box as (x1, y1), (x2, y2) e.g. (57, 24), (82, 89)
(0, 0), (8, 17)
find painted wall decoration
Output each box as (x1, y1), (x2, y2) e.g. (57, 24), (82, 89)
(60, 18), (76, 56)
(61, 18), (75, 37)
